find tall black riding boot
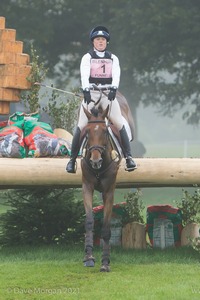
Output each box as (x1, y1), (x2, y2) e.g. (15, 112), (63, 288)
(66, 127), (81, 173)
(119, 125), (137, 172)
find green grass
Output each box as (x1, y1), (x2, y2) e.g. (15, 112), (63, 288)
(145, 143), (200, 158)
(0, 245), (199, 300)
(0, 191), (9, 214)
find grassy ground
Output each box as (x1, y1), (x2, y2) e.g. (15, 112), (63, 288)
(0, 150), (199, 299)
(0, 244), (200, 300)
(144, 142), (200, 158)
(0, 191), (9, 214)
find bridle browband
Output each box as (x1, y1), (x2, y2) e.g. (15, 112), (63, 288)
(86, 119), (108, 155)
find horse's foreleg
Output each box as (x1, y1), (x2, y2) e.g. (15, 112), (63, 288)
(82, 182), (95, 267)
(100, 190), (114, 272)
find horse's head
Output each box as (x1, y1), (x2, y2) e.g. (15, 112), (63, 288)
(83, 105), (109, 170)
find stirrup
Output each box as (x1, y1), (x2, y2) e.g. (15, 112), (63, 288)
(125, 157), (137, 172)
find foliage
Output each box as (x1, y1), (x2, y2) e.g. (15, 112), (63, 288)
(122, 190), (145, 225)
(191, 237), (200, 254)
(42, 90), (80, 132)
(22, 44), (48, 112)
(175, 188), (200, 226)
(0, 188), (85, 246)
(20, 45), (80, 132)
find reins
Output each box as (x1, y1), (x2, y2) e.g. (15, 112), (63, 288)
(89, 84), (112, 122)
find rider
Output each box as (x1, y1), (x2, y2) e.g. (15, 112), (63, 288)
(66, 25), (137, 173)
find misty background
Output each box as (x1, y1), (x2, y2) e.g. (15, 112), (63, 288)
(136, 104), (199, 158)
(0, 1), (199, 161)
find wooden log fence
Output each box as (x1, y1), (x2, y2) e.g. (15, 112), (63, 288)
(0, 157), (199, 189)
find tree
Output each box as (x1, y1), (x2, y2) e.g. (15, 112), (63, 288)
(1, 0), (200, 124)
(0, 188), (85, 246)
(112, 0), (200, 125)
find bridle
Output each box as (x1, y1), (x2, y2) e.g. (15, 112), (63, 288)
(88, 145), (106, 155)
(83, 119), (117, 180)
(86, 120), (108, 157)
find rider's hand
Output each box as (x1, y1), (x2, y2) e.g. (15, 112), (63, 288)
(108, 87), (117, 101)
(83, 88), (91, 104)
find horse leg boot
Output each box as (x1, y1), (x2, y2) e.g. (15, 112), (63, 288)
(66, 127), (81, 173)
(83, 217), (95, 267)
(100, 226), (111, 272)
(119, 125), (137, 171)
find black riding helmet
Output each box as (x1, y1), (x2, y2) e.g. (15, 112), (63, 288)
(89, 26), (110, 42)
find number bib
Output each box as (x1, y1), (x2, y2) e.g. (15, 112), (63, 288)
(90, 58), (112, 79)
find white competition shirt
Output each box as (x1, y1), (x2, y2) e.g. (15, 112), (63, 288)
(80, 49), (121, 90)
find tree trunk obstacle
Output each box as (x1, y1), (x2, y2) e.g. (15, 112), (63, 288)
(181, 223), (200, 247)
(122, 222), (146, 249)
(0, 16), (31, 114)
(0, 158), (199, 189)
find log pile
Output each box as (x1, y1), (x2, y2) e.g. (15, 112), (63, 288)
(0, 16), (31, 114)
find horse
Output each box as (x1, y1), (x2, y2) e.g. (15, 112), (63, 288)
(81, 104), (122, 272)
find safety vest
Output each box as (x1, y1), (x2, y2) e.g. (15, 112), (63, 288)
(88, 50), (113, 85)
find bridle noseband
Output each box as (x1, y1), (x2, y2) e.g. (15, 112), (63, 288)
(88, 145), (106, 155)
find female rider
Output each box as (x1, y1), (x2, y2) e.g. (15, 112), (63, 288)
(66, 25), (137, 173)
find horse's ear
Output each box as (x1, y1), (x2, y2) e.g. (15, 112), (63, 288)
(102, 105), (109, 119)
(82, 105), (92, 120)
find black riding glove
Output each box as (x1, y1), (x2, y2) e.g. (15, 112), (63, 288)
(83, 89), (92, 104)
(108, 87), (117, 101)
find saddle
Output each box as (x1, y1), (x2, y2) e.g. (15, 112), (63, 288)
(116, 91), (135, 141)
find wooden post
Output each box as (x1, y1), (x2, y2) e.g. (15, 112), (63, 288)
(181, 223), (200, 247)
(122, 222), (146, 249)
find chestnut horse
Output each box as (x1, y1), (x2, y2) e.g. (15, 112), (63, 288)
(81, 105), (121, 272)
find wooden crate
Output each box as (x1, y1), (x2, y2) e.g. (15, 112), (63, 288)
(0, 17), (31, 114)
(0, 101), (10, 114)
(0, 87), (21, 101)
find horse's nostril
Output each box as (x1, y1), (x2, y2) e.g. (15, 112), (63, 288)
(90, 158), (103, 169)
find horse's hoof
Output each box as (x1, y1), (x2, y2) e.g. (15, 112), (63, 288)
(100, 265), (110, 272)
(83, 255), (95, 267)
(84, 259), (95, 267)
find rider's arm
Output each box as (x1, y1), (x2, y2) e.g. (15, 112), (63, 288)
(80, 53), (91, 90)
(111, 54), (121, 88)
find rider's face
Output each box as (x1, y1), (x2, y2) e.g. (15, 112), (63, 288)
(93, 37), (107, 51)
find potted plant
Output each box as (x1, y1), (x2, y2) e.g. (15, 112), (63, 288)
(175, 188), (200, 247)
(121, 190), (146, 249)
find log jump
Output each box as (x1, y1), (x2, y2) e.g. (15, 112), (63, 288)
(0, 157), (199, 189)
